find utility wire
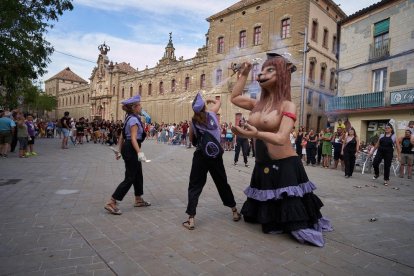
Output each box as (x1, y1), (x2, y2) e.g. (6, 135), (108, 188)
(53, 50), (96, 64)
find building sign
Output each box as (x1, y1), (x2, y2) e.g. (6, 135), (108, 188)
(390, 89), (414, 105)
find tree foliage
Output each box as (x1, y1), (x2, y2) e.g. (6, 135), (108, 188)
(0, 0), (73, 108)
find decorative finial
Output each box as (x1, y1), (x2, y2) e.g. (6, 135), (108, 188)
(98, 42), (110, 55)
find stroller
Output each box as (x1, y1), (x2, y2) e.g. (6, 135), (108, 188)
(46, 127), (54, 138)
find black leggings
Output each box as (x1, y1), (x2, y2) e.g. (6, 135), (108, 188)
(112, 141), (143, 201)
(186, 150), (237, 216)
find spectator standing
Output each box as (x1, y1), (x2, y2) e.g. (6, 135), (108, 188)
(25, 115), (37, 156)
(0, 109), (16, 158)
(398, 129), (413, 179)
(60, 111), (70, 149)
(306, 129), (317, 166)
(342, 128), (360, 178)
(322, 127), (332, 168)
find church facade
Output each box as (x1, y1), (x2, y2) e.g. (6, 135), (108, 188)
(45, 0), (345, 130)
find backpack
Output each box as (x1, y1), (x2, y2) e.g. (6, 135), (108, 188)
(192, 121), (223, 159)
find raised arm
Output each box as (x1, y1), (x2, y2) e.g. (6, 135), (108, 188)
(230, 62), (256, 110)
(206, 98), (221, 114)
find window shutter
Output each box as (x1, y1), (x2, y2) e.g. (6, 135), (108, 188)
(374, 19), (390, 36)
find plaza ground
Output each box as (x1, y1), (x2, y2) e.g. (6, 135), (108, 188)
(0, 139), (413, 275)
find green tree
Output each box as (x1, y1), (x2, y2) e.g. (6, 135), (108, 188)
(0, 0), (73, 108)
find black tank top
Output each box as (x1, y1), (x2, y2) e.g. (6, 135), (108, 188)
(401, 137), (413, 154)
(379, 135), (394, 152)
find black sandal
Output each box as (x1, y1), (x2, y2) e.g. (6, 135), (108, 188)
(182, 218), (195, 230)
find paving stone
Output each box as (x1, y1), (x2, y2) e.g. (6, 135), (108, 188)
(0, 139), (413, 275)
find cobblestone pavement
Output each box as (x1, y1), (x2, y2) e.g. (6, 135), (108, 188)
(0, 138), (413, 275)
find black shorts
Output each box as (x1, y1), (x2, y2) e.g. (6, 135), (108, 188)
(333, 144), (343, 160)
(28, 136), (35, 145)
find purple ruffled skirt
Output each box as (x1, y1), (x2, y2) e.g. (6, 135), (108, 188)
(241, 156), (333, 247)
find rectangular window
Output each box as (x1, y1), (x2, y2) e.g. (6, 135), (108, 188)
(307, 90), (313, 105)
(323, 29), (328, 48)
(311, 20), (318, 42)
(138, 85), (142, 96)
(148, 83), (152, 96)
(329, 71), (335, 90)
(318, 94), (323, 108)
(113, 86), (115, 95)
(216, 69), (222, 85)
(372, 68), (387, 92)
(122, 88), (124, 98)
(253, 26), (261, 45)
(332, 35), (337, 54)
(200, 74), (206, 89)
(320, 67), (326, 87)
(130, 87), (133, 97)
(281, 18), (290, 39)
(308, 62), (315, 82)
(217, 37), (224, 53)
(239, 31), (246, 48)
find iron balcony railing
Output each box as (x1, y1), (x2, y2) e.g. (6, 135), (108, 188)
(369, 38), (390, 60)
(326, 87), (414, 112)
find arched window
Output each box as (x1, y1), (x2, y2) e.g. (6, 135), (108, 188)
(253, 26), (261, 45)
(320, 63), (327, 87)
(239, 30), (246, 48)
(138, 85), (142, 96)
(215, 69), (222, 85)
(171, 79), (176, 93)
(121, 88), (124, 98)
(217, 37), (224, 53)
(200, 74), (206, 89)
(130, 86), (133, 97)
(184, 77), (190, 91)
(281, 18), (290, 39)
(148, 83), (152, 96)
(113, 86), (115, 95)
(83, 95), (85, 103)
(159, 81), (164, 94)
(311, 19), (318, 42)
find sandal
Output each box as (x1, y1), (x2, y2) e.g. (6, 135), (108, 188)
(104, 203), (122, 215)
(232, 208), (241, 222)
(134, 200), (151, 207)
(182, 217), (195, 230)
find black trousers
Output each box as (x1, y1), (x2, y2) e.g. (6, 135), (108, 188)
(234, 138), (249, 164)
(306, 147), (316, 165)
(10, 129), (17, 152)
(343, 150), (356, 176)
(373, 149), (393, 181)
(317, 144), (323, 164)
(112, 141), (143, 201)
(186, 150), (237, 216)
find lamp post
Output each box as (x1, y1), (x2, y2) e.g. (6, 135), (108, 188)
(299, 27), (310, 127)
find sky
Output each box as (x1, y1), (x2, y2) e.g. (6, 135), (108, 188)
(40, 0), (381, 86)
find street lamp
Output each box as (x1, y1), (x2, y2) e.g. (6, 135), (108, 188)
(298, 28), (310, 127)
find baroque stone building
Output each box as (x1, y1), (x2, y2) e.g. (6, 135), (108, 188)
(46, 0), (345, 130)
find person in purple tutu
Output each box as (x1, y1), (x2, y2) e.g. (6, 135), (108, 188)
(230, 53), (332, 247)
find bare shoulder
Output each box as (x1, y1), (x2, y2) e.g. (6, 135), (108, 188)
(281, 100), (296, 113)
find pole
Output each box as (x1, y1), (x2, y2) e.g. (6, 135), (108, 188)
(300, 27), (308, 127)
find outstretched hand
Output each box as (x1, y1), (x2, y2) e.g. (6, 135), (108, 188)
(231, 123), (258, 139)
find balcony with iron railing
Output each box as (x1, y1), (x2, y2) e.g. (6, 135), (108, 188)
(325, 87), (414, 113)
(369, 38), (390, 60)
